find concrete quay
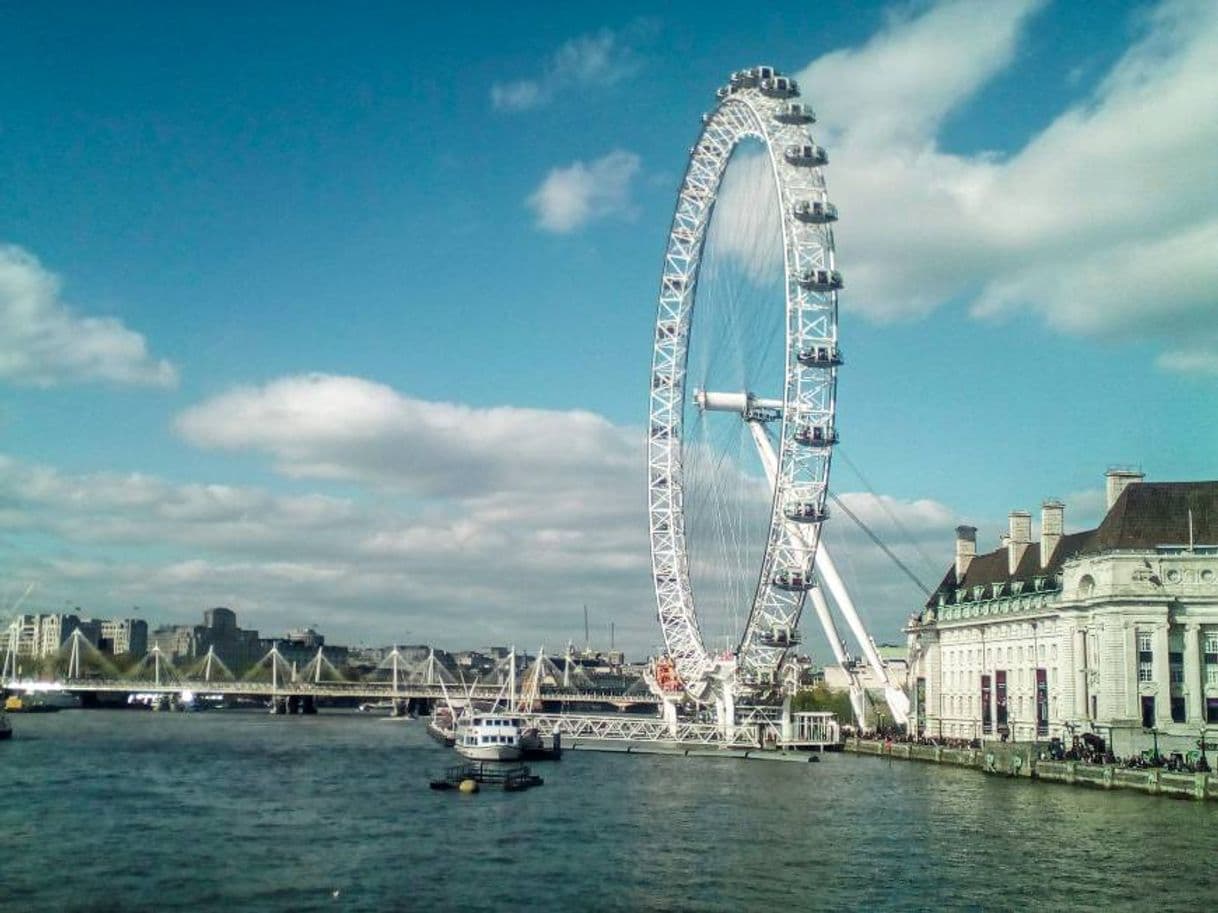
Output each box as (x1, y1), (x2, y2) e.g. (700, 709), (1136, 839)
(845, 738), (1218, 801)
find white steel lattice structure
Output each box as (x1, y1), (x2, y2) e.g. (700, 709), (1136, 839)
(648, 66), (842, 701)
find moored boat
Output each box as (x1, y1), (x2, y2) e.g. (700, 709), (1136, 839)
(454, 713), (526, 762)
(427, 706), (457, 746)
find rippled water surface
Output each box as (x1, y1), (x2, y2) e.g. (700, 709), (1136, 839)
(3, 710), (1216, 912)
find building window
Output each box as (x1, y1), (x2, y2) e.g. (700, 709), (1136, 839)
(1171, 697), (1186, 723)
(1141, 695), (1156, 729)
(1169, 652), (1184, 686)
(1138, 630), (1153, 683)
(1205, 631), (1218, 685)
(1207, 698), (1218, 725)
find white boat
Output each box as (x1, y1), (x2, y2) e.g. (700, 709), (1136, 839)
(454, 713), (526, 761)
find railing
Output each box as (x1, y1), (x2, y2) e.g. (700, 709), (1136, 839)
(36, 677), (660, 705)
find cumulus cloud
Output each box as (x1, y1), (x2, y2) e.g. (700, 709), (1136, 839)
(0, 244), (177, 388)
(0, 447), (655, 650)
(707, 0), (1218, 372)
(175, 373), (638, 498)
(0, 368), (965, 655)
(527, 150), (641, 233)
(491, 26), (646, 112)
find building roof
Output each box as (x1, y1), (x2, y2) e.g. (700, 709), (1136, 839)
(1086, 481), (1218, 552)
(926, 480), (1218, 609)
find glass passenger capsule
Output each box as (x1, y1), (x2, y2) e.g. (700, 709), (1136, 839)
(793, 424), (839, 447)
(784, 501), (829, 523)
(784, 144), (829, 167)
(772, 568), (815, 592)
(792, 200), (838, 223)
(775, 102), (816, 125)
(797, 268), (844, 292)
(796, 345), (843, 368)
(759, 76), (798, 99)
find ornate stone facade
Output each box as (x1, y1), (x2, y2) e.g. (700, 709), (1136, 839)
(908, 472), (1218, 756)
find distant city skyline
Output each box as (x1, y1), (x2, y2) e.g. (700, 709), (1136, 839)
(1, 1), (1215, 658)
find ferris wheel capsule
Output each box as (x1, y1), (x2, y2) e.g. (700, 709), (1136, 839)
(784, 144), (829, 167)
(793, 200), (838, 223)
(759, 76), (798, 98)
(797, 268), (844, 292)
(775, 102), (816, 125)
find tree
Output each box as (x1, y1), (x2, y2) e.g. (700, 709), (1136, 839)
(792, 684), (854, 721)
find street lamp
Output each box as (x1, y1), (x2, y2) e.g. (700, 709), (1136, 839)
(1146, 725), (1160, 764)
(1198, 726), (1213, 772)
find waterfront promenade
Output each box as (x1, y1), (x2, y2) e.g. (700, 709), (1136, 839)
(847, 737), (1218, 801)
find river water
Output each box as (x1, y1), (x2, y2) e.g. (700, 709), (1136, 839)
(3, 710), (1215, 912)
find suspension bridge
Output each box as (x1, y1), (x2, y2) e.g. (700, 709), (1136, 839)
(4, 633), (658, 712)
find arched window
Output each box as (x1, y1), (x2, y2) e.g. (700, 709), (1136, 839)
(1078, 574), (1096, 597)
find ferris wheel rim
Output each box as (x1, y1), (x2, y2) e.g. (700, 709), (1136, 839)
(647, 66), (841, 699)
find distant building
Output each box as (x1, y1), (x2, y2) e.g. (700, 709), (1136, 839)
(823, 644), (909, 698)
(99, 618), (148, 657)
(263, 627), (349, 671)
(2, 611), (142, 659)
(908, 470), (1218, 756)
(150, 607), (262, 676)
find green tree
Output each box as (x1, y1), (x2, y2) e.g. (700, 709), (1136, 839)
(792, 684), (854, 721)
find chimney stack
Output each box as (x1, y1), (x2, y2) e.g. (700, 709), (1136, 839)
(954, 525), (977, 583)
(1008, 510), (1031, 574)
(1105, 468), (1145, 510)
(1041, 499), (1064, 568)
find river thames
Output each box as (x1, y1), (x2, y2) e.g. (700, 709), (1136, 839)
(3, 710), (1216, 912)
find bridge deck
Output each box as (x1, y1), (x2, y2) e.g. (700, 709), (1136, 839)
(30, 678), (659, 706)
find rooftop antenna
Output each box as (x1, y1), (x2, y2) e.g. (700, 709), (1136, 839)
(583, 604), (589, 652)
(610, 621), (615, 652)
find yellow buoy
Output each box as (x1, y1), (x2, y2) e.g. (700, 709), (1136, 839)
(458, 779), (479, 794)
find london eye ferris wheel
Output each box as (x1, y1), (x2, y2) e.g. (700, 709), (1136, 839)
(648, 65), (844, 704)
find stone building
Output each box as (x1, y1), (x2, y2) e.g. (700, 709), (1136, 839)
(150, 607), (262, 676)
(98, 618), (148, 657)
(907, 470), (1218, 757)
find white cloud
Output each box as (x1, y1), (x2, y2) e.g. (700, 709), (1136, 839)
(175, 373), (638, 498)
(0, 244), (177, 388)
(0, 370), (967, 656)
(491, 27), (644, 112)
(0, 445), (655, 650)
(527, 150), (641, 233)
(491, 80), (545, 112)
(706, 0), (1218, 372)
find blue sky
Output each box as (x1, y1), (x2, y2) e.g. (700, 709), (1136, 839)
(1, 1), (1215, 657)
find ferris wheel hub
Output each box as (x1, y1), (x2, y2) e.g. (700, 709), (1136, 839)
(693, 389), (784, 420)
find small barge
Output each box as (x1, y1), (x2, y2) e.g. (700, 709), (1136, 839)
(429, 762), (544, 792)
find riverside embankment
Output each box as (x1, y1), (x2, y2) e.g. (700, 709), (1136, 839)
(846, 737), (1218, 801)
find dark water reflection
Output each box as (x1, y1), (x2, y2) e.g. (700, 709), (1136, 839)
(3, 711), (1214, 912)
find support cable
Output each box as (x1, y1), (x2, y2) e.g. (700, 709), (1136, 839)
(827, 490), (932, 597)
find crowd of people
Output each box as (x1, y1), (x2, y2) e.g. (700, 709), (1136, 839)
(851, 726), (1212, 773)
